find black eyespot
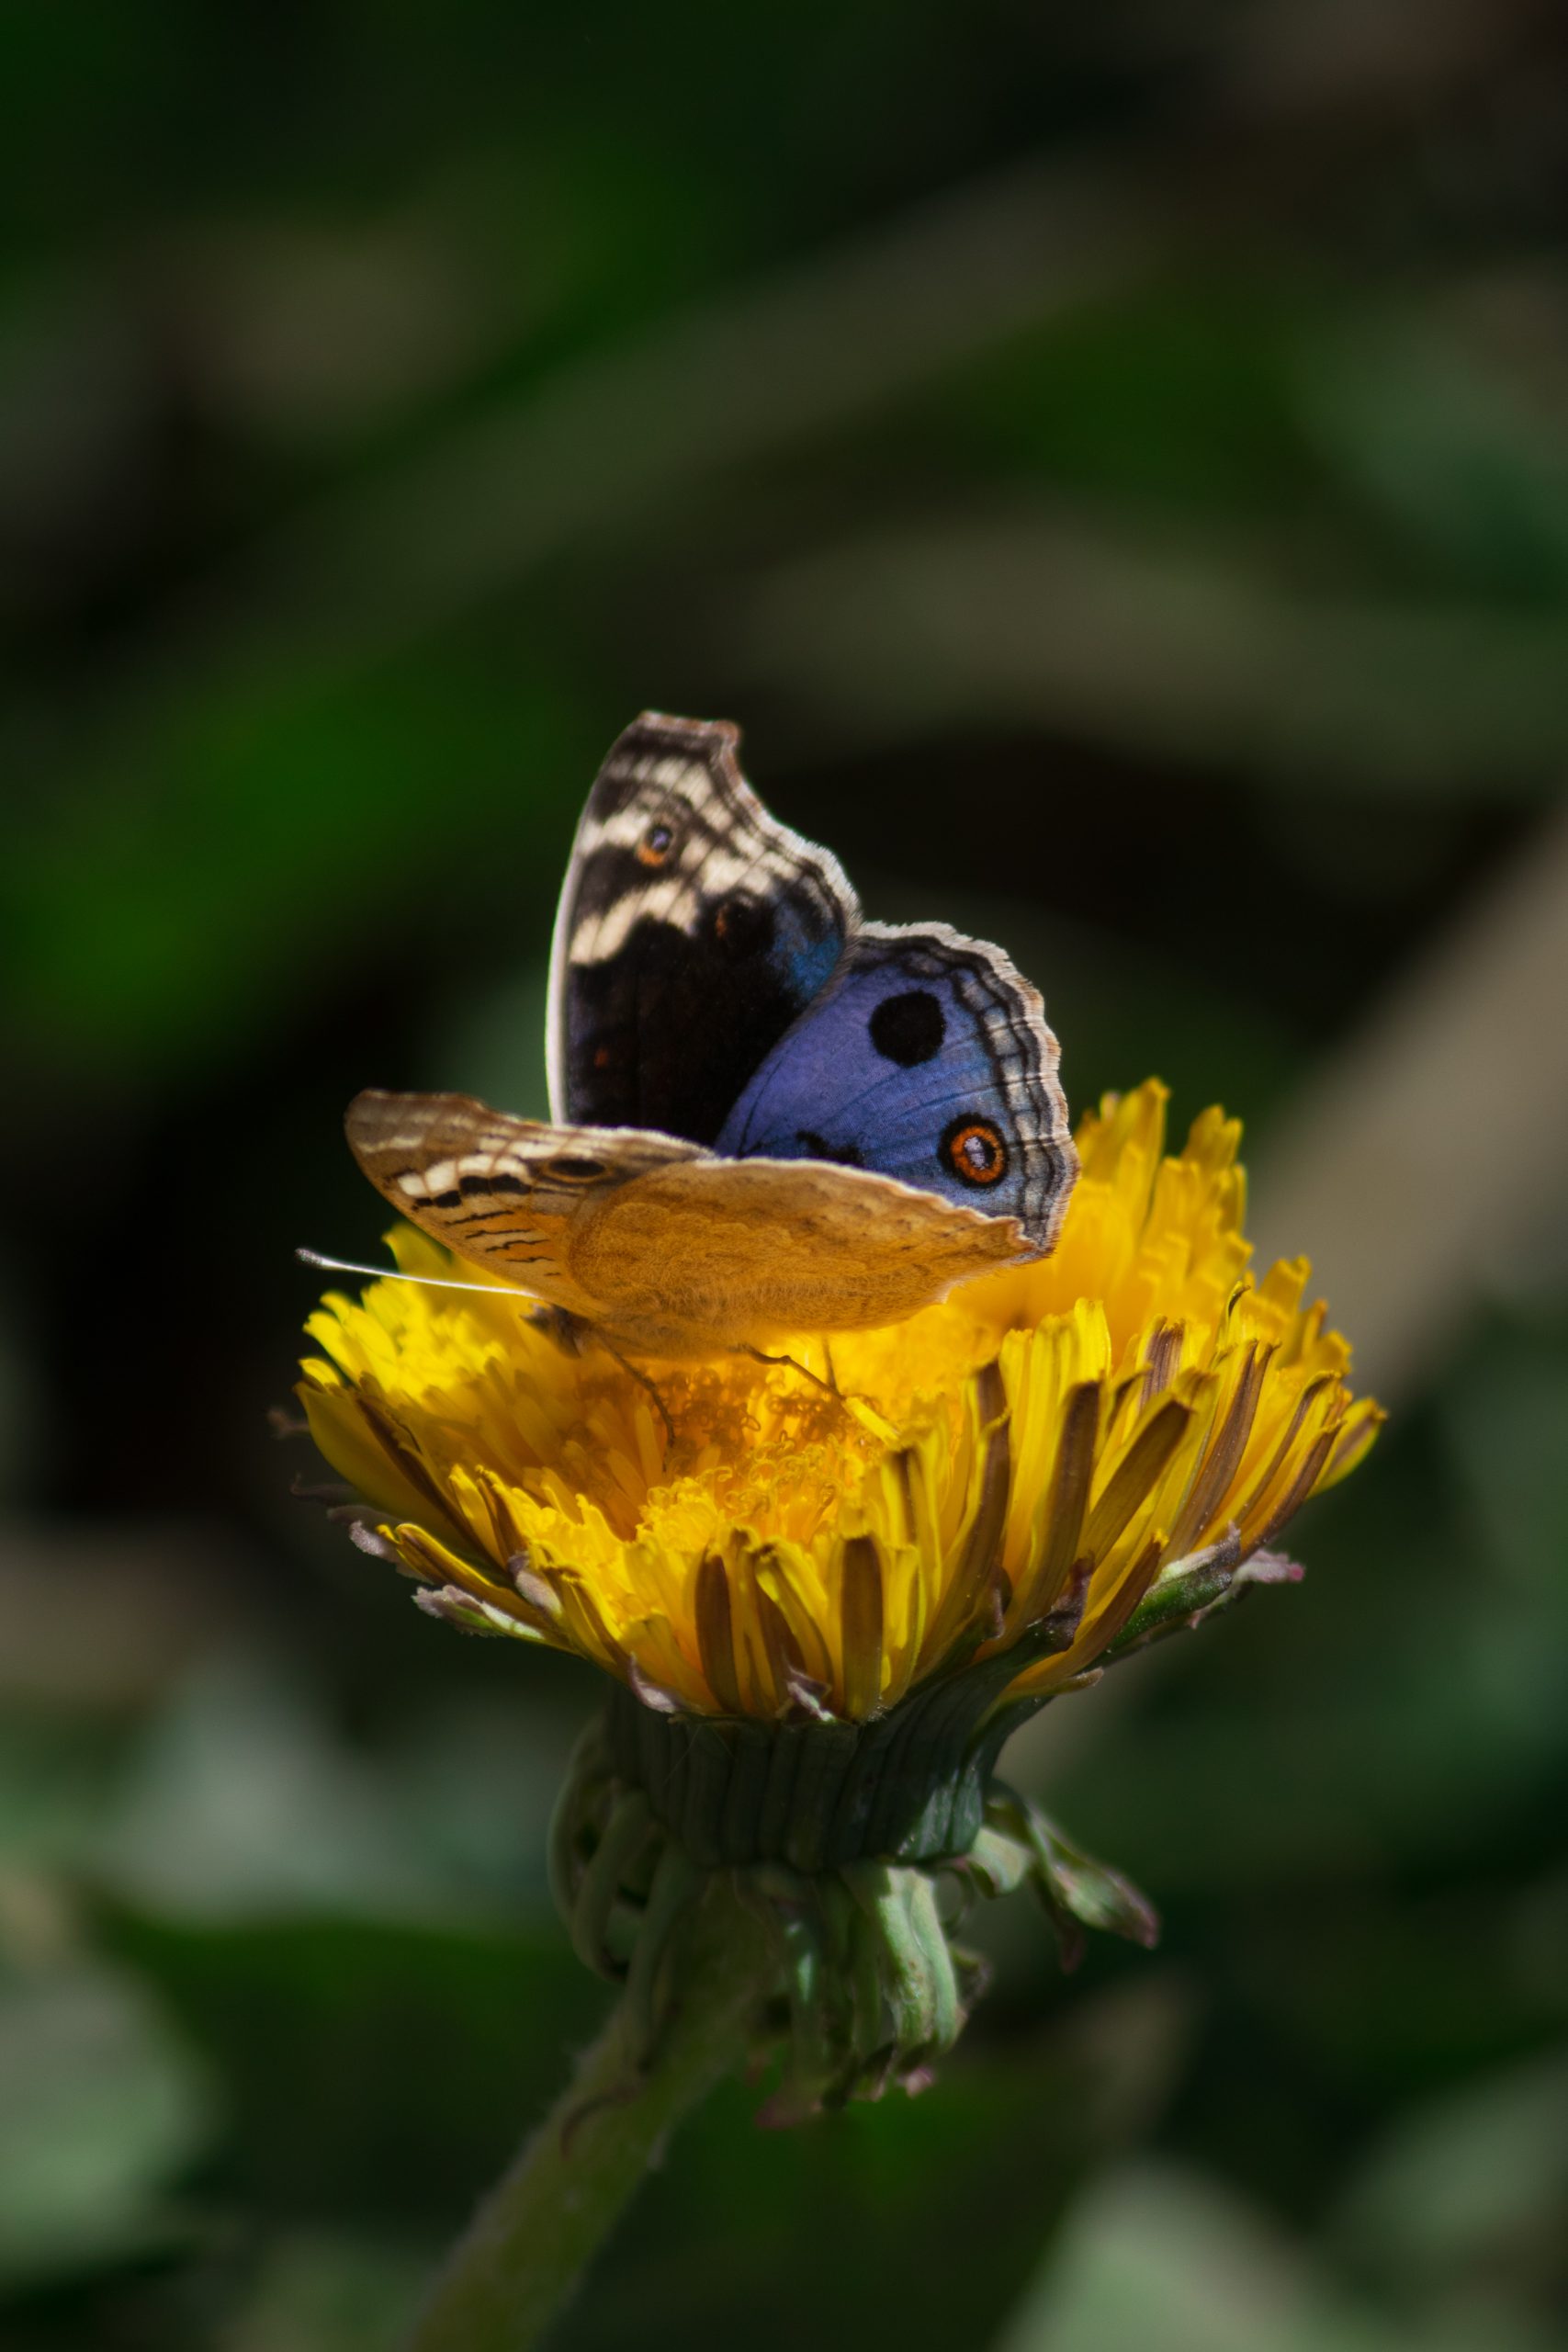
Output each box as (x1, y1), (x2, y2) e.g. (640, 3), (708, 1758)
(637, 821), (675, 868)
(869, 989), (946, 1067)
(545, 1156), (607, 1182)
(940, 1114), (1008, 1188)
(710, 892), (773, 955)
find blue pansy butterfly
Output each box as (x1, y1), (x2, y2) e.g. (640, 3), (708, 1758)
(347, 715), (1076, 1356)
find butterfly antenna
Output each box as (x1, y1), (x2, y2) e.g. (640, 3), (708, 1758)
(295, 1247), (524, 1299)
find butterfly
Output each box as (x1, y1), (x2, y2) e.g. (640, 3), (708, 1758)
(346, 714), (1077, 1358)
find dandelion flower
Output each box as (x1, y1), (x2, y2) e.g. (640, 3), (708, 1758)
(299, 1079), (1379, 2111)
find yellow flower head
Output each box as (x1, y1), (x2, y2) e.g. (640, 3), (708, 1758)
(299, 1081), (1380, 1724)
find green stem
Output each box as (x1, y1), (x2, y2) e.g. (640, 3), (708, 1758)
(405, 1875), (777, 2352)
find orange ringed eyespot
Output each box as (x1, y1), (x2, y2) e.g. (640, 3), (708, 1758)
(637, 821), (675, 868)
(942, 1116), (1007, 1187)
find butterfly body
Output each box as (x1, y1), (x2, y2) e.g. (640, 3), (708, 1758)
(349, 714), (1076, 1357)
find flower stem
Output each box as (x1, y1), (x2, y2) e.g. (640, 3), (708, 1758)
(405, 1876), (778, 2352)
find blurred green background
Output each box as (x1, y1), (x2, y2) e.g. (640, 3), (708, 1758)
(3, 4), (1566, 2346)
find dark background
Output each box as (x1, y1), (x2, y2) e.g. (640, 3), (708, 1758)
(3, 6), (1566, 2346)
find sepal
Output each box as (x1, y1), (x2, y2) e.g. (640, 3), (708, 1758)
(547, 1701), (1160, 2124)
(1103, 1541), (1302, 1664)
(980, 1783), (1159, 1971)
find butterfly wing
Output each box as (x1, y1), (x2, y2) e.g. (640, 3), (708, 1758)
(366, 716), (1074, 1351)
(547, 712), (856, 1144)
(570, 1152), (1037, 1351)
(548, 714), (1077, 1254)
(344, 1090), (706, 1323)
(712, 922), (1077, 1254)
(345, 1089), (1037, 1356)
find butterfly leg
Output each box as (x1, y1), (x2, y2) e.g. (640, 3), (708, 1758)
(523, 1304), (675, 1450)
(592, 1338), (677, 1453)
(739, 1344), (841, 1400)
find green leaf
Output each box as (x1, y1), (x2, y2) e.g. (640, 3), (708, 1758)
(0, 1963), (213, 2290)
(1333, 2047), (1568, 2290)
(107, 1907), (603, 2228)
(993, 2158), (1551, 2352)
(218, 2229), (427, 2352)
